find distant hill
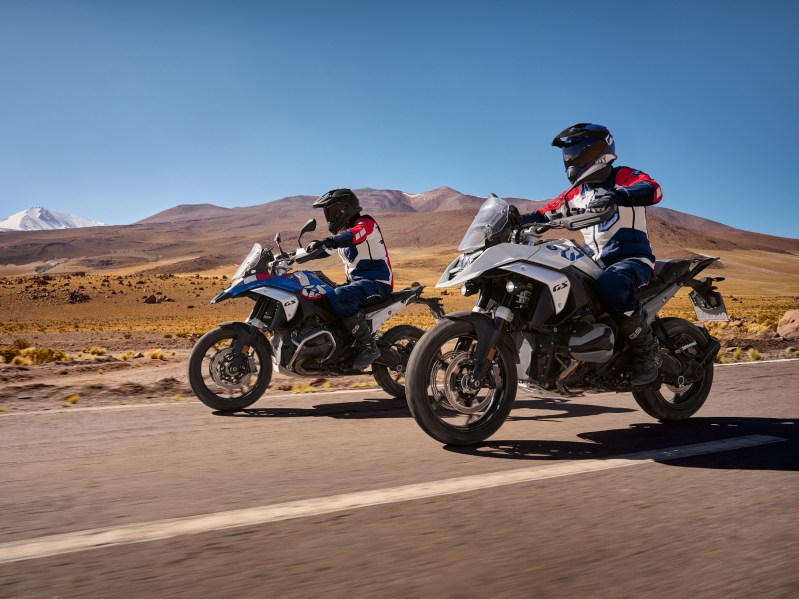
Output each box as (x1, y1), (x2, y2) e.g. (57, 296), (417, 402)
(0, 187), (796, 275)
(136, 203), (233, 224)
(0, 207), (106, 232)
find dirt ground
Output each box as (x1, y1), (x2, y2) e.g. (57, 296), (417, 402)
(0, 272), (796, 414)
(1, 328), (796, 415)
(0, 336), (378, 414)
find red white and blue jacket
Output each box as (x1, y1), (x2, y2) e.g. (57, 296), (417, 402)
(522, 166), (662, 268)
(321, 214), (394, 288)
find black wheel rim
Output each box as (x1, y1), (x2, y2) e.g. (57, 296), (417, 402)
(658, 331), (705, 407)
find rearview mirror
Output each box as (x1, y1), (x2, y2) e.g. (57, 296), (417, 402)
(298, 219), (317, 247)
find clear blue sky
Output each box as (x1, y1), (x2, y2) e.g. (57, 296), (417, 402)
(1, 0), (797, 237)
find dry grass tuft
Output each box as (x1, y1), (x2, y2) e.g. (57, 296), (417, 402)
(10, 347), (72, 365)
(144, 348), (165, 360)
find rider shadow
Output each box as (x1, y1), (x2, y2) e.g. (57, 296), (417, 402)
(444, 417), (798, 473)
(213, 396), (410, 419)
(509, 396), (637, 421)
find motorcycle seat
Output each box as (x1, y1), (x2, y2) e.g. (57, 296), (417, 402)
(365, 287), (421, 312)
(635, 259), (694, 301)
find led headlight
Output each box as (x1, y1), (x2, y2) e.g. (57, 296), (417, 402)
(460, 282), (478, 296)
(505, 281), (517, 293)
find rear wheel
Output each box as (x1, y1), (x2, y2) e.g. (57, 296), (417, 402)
(372, 325), (424, 399)
(188, 326), (272, 411)
(405, 318), (516, 445)
(632, 318), (714, 421)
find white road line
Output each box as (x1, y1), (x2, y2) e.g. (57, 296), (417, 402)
(0, 434), (784, 565)
(716, 357), (799, 367)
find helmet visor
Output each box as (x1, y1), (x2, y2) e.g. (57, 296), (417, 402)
(562, 137), (607, 169)
(323, 202), (347, 224)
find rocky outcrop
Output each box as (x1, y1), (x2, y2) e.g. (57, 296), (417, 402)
(777, 310), (799, 340)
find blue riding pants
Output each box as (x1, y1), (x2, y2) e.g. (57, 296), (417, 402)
(326, 279), (392, 318)
(593, 259), (654, 318)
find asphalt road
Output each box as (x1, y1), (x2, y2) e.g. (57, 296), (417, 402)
(1, 360), (797, 598)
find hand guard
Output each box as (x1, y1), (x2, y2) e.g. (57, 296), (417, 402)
(585, 190), (616, 213)
(305, 240), (326, 253)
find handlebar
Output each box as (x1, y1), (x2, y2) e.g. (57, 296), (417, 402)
(523, 204), (617, 235)
(291, 245), (327, 265)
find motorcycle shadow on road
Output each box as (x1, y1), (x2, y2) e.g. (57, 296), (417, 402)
(445, 417), (798, 472)
(508, 396), (637, 421)
(212, 396), (410, 419)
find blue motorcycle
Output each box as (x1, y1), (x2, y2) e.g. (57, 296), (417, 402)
(188, 218), (444, 411)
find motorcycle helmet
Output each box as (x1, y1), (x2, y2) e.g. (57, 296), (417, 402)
(552, 123), (617, 184)
(313, 188), (362, 234)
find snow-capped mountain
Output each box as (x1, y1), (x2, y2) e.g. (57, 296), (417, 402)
(0, 207), (106, 231)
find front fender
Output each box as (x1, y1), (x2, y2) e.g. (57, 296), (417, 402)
(443, 311), (519, 364)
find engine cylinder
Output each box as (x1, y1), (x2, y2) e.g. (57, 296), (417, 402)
(568, 323), (614, 363)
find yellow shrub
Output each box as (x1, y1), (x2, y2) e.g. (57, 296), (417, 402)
(11, 347), (72, 365)
(145, 348), (165, 360)
(747, 348), (762, 361)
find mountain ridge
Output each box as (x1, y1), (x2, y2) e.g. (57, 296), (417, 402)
(0, 187), (796, 275)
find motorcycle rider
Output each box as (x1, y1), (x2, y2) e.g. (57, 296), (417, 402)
(304, 188), (393, 370)
(520, 123), (663, 385)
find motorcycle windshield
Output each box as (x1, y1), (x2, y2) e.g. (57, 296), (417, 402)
(457, 196), (510, 252)
(232, 243), (262, 280)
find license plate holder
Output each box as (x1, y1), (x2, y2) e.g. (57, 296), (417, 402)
(689, 290), (729, 322)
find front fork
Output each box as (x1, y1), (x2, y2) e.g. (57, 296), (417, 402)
(466, 289), (515, 383)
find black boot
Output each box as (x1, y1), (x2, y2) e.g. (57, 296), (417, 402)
(618, 308), (660, 386)
(343, 311), (380, 371)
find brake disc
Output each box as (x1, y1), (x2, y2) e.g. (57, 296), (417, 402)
(209, 348), (255, 390)
(442, 353), (495, 414)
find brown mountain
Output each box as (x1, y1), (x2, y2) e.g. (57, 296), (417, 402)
(0, 187), (796, 275)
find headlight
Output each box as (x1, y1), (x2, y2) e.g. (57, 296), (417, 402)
(505, 281), (517, 293)
(461, 282), (478, 296)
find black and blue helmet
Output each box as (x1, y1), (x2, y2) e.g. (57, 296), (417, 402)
(313, 188), (362, 234)
(552, 123), (617, 184)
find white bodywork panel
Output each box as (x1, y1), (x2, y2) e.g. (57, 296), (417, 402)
(499, 262), (571, 314)
(437, 244), (542, 288)
(366, 300), (409, 332)
(532, 240), (604, 279)
(250, 286), (300, 321)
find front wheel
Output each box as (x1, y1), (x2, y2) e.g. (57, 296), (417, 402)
(188, 326), (272, 411)
(372, 325), (425, 399)
(405, 318), (517, 445)
(632, 318), (714, 421)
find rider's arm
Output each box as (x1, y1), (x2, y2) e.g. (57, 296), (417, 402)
(323, 217), (376, 249)
(520, 190), (569, 224)
(613, 167), (663, 207)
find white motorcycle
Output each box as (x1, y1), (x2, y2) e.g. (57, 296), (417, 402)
(405, 192), (727, 445)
